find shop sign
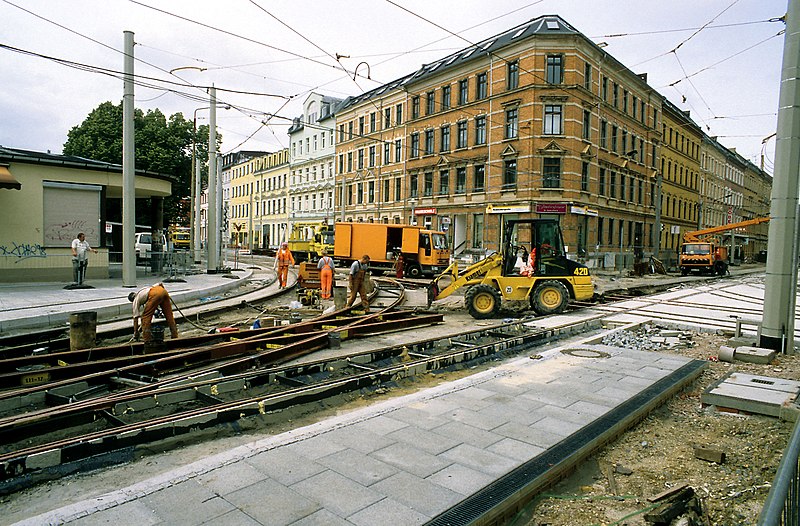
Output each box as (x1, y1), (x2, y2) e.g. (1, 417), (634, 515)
(487, 204), (531, 214)
(535, 203), (568, 214)
(570, 205), (599, 217)
(414, 207), (437, 215)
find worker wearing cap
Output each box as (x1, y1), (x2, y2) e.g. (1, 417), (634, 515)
(347, 254), (371, 312)
(274, 241), (295, 288)
(128, 282), (178, 342)
(316, 249), (335, 300)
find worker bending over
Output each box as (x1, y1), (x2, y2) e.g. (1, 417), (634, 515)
(317, 249), (335, 300)
(128, 282), (179, 342)
(347, 254), (370, 312)
(274, 241), (295, 288)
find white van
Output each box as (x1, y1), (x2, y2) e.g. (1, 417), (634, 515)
(135, 232), (167, 263)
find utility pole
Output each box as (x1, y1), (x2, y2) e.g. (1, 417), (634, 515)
(207, 86), (219, 273)
(761, 0), (800, 354)
(122, 31), (136, 287)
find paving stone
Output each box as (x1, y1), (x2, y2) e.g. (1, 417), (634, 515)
(327, 424), (396, 454)
(370, 442), (452, 478)
(427, 462), (496, 496)
(196, 460), (268, 496)
(142, 480), (234, 526)
(223, 478), (319, 526)
(407, 396), (463, 416)
(371, 471), (464, 518)
(433, 421), (504, 449)
(291, 509), (352, 526)
(387, 424), (462, 455)
(245, 447), (326, 486)
(290, 469), (382, 518)
(347, 497), (429, 526)
(439, 443), (519, 477)
(487, 437), (546, 461)
(493, 421), (565, 448)
(350, 414), (409, 436)
(69, 500), (161, 526)
(284, 433), (348, 460)
(389, 406), (448, 430)
(531, 416), (585, 438)
(317, 447), (399, 486)
(199, 509), (262, 525)
(447, 406), (509, 431)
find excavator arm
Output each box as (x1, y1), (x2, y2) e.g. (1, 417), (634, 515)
(427, 253), (502, 305)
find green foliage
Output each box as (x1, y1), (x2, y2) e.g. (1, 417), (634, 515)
(63, 101), (218, 227)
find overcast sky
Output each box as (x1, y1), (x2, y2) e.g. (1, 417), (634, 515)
(0, 0), (787, 171)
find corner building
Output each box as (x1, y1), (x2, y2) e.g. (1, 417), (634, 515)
(335, 15), (662, 266)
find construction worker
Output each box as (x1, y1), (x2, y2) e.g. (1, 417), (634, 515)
(347, 254), (371, 312)
(395, 253), (404, 279)
(274, 241), (295, 288)
(317, 249), (335, 299)
(71, 232), (97, 285)
(128, 282), (178, 343)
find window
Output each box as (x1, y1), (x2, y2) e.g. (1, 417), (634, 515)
(358, 148), (364, 169)
(612, 82), (619, 108)
(457, 120), (468, 148)
(505, 108), (518, 139)
(368, 181), (375, 203)
(411, 133), (420, 157)
(543, 158), (561, 188)
(599, 167), (606, 195)
(347, 151), (353, 172)
(410, 173), (419, 198)
(581, 161), (590, 191)
(632, 96), (638, 119)
(439, 169), (449, 195)
(370, 112), (376, 132)
(338, 154), (344, 173)
(472, 214), (484, 249)
(582, 109), (591, 140)
(442, 85), (451, 110)
(369, 145), (376, 167)
(359, 116), (364, 135)
(473, 115), (487, 145)
(441, 125), (450, 152)
(584, 62), (592, 90)
(425, 129), (435, 155)
(395, 139), (402, 162)
(546, 54), (563, 84)
(544, 105), (562, 134)
(507, 60), (519, 90)
(384, 108), (391, 128)
(426, 91), (436, 115)
(424, 172), (433, 196)
(623, 90), (629, 113)
(600, 120), (607, 149)
(608, 218), (614, 245)
(602, 76), (608, 101)
(383, 179), (390, 202)
(621, 130), (628, 155)
(456, 167), (466, 194)
(619, 171), (625, 200)
(384, 142), (390, 165)
(396, 103), (403, 125)
(459, 78), (468, 105)
(476, 72), (487, 99)
(473, 164), (485, 192)
(395, 177), (401, 200)
(503, 159), (517, 190)
(609, 171), (616, 198)
(357, 182), (363, 203)
(412, 96), (420, 119)
(611, 125), (618, 152)
(629, 175), (635, 202)
(348, 121), (353, 139)
(597, 217), (604, 247)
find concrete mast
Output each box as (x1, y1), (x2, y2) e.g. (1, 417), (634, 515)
(122, 31), (136, 287)
(761, 0), (800, 354)
(207, 86), (219, 272)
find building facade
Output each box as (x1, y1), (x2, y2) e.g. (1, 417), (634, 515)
(254, 149), (290, 249)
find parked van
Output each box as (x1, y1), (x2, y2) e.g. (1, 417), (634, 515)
(134, 232), (167, 263)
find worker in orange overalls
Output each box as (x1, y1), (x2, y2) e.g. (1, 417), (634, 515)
(317, 249), (335, 299)
(128, 282), (179, 342)
(274, 241), (295, 288)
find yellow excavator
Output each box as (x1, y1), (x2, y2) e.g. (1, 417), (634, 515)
(427, 219), (594, 319)
(679, 216), (770, 276)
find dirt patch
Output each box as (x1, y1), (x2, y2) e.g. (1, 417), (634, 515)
(517, 328), (797, 526)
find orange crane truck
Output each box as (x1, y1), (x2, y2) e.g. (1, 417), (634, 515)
(679, 216), (770, 276)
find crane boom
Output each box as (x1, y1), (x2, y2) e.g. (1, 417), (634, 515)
(683, 216), (770, 243)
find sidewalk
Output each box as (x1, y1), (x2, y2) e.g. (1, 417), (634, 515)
(0, 267), (262, 337)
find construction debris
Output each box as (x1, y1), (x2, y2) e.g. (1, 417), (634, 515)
(601, 324), (694, 351)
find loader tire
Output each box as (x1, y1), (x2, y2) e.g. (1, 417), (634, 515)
(465, 284), (501, 319)
(532, 280), (569, 315)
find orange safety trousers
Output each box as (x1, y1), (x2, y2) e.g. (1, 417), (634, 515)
(141, 284), (177, 342)
(320, 262), (333, 299)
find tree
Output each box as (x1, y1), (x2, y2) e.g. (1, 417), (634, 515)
(63, 101), (217, 227)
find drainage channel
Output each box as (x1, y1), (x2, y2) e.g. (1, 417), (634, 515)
(0, 316), (601, 495)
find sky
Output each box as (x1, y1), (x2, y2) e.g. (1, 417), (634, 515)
(0, 0), (788, 172)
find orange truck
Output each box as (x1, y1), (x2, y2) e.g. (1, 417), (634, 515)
(679, 216), (769, 276)
(333, 222), (450, 278)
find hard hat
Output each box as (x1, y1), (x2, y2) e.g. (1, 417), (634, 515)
(281, 242), (288, 247)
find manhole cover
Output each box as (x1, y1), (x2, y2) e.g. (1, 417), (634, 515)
(560, 348), (610, 359)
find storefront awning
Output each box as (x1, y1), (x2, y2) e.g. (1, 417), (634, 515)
(0, 166), (20, 190)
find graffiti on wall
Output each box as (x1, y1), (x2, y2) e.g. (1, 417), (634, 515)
(45, 220), (96, 245)
(0, 242), (48, 262)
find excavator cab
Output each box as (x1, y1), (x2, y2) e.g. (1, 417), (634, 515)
(429, 219), (594, 319)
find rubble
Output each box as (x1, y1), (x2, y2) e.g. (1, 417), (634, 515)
(601, 324), (695, 351)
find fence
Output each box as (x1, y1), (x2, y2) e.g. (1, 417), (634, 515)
(758, 418), (800, 526)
